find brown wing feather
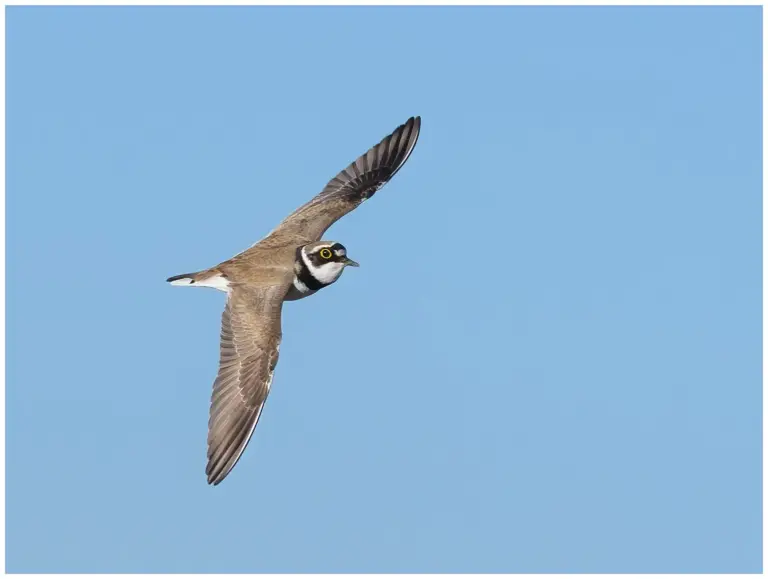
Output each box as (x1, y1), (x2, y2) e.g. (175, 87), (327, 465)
(266, 116), (421, 244)
(206, 284), (288, 485)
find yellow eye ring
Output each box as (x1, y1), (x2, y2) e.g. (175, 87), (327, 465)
(319, 248), (333, 259)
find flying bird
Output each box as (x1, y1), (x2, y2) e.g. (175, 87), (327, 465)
(167, 116), (421, 485)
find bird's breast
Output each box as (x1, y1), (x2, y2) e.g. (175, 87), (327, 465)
(284, 277), (319, 301)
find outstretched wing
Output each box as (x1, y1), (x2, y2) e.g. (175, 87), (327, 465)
(267, 116), (421, 244)
(206, 284), (288, 485)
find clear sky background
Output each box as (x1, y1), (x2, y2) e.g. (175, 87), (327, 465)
(6, 6), (762, 573)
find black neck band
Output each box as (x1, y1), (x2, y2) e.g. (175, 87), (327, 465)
(295, 248), (325, 291)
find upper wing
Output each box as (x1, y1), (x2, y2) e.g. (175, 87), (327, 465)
(206, 284), (288, 485)
(266, 116), (421, 243)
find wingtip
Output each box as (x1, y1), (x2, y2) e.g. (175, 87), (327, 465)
(205, 453), (232, 486)
(405, 115), (421, 130)
(402, 116), (421, 145)
(206, 464), (221, 486)
(207, 466), (229, 486)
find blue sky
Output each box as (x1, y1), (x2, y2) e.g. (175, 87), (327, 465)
(6, 5), (761, 573)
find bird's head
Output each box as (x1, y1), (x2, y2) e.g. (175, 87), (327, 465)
(297, 241), (359, 286)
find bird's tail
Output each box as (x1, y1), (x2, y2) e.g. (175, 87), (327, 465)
(166, 271), (204, 286)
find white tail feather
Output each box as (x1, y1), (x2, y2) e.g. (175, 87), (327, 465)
(168, 273), (230, 293)
(169, 277), (194, 286)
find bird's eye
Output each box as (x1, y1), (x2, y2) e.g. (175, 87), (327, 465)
(319, 248), (333, 259)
